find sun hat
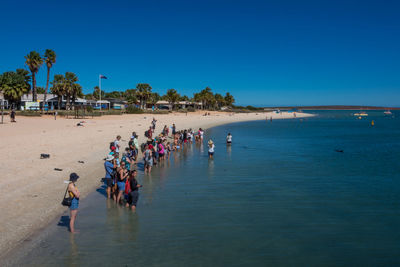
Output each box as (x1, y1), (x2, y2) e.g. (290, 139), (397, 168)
(69, 173), (80, 181)
(208, 140), (213, 145)
(106, 154), (114, 161)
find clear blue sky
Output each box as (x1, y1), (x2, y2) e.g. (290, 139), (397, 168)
(1, 0), (399, 106)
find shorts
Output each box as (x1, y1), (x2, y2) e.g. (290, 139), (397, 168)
(70, 198), (79, 210)
(145, 160), (153, 167)
(104, 178), (113, 188)
(127, 191), (139, 206)
(159, 153), (164, 157)
(117, 181), (125, 191)
(208, 152), (214, 156)
(227, 141), (232, 144)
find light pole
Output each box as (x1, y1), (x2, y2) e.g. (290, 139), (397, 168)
(1, 99), (4, 124)
(99, 75), (102, 111)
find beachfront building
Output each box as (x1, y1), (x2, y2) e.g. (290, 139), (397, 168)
(20, 93), (57, 110)
(0, 93), (9, 109)
(105, 98), (128, 110)
(45, 96), (87, 110)
(150, 101), (203, 110)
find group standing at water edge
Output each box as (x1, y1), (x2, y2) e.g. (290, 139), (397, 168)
(62, 117), (233, 233)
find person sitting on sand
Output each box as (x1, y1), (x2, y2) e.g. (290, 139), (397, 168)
(226, 133), (232, 144)
(68, 173), (80, 233)
(208, 140), (215, 159)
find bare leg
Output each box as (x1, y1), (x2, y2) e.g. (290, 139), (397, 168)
(117, 190), (123, 204)
(106, 187), (111, 199)
(131, 205), (136, 212)
(70, 209), (78, 233)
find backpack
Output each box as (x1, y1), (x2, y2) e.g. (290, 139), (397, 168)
(144, 130), (149, 138)
(125, 179), (131, 194)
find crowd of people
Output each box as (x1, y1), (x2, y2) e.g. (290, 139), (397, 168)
(102, 118), (216, 211)
(65, 117), (232, 233)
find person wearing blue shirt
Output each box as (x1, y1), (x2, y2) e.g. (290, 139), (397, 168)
(104, 154), (116, 199)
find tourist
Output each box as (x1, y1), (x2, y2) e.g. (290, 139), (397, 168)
(172, 123), (176, 135)
(143, 144), (153, 174)
(114, 135), (121, 153)
(199, 128), (204, 141)
(125, 170), (142, 212)
(68, 173), (80, 233)
(158, 140), (165, 161)
(104, 154), (116, 199)
(116, 161), (128, 204)
(10, 109), (16, 123)
(208, 140), (215, 159)
(166, 142), (172, 158)
(145, 126), (153, 139)
(151, 117), (157, 131)
(226, 133), (232, 144)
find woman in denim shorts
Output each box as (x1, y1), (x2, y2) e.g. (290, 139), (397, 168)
(68, 173), (80, 233)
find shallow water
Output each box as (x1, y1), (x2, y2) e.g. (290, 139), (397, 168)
(14, 111), (400, 266)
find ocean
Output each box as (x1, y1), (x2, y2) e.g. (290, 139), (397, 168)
(12, 110), (400, 266)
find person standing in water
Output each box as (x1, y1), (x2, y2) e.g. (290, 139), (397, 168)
(126, 170), (142, 212)
(68, 173), (80, 233)
(226, 133), (232, 144)
(208, 140), (215, 159)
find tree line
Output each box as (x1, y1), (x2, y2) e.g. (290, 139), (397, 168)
(86, 84), (235, 110)
(0, 50), (235, 110)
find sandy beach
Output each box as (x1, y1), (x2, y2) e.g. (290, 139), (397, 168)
(0, 111), (313, 259)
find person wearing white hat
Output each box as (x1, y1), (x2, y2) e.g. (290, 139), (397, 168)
(208, 140), (215, 159)
(104, 154), (116, 199)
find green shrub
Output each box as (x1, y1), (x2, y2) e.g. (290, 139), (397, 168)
(17, 111), (42, 117)
(86, 106), (94, 112)
(126, 105), (144, 114)
(148, 110), (169, 114)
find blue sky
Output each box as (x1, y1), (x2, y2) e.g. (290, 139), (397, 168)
(1, 0), (399, 106)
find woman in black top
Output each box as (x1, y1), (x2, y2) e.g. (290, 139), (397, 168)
(126, 170), (142, 212)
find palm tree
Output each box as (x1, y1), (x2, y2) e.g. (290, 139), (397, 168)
(51, 74), (66, 109)
(198, 87), (214, 110)
(136, 83), (152, 109)
(64, 72), (78, 110)
(0, 70), (30, 107)
(43, 49), (56, 106)
(25, 51), (43, 102)
(71, 84), (82, 109)
(214, 93), (225, 109)
(224, 92), (235, 107)
(164, 89), (180, 110)
(93, 86), (104, 100)
(124, 89), (138, 105)
(148, 92), (160, 108)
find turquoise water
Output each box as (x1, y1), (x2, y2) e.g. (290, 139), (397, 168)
(14, 111), (400, 266)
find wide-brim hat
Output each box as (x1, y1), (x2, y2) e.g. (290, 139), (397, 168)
(208, 140), (214, 145)
(106, 154), (114, 161)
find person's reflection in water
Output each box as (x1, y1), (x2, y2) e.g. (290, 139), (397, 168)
(68, 233), (78, 266)
(226, 143), (232, 160)
(208, 158), (214, 178)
